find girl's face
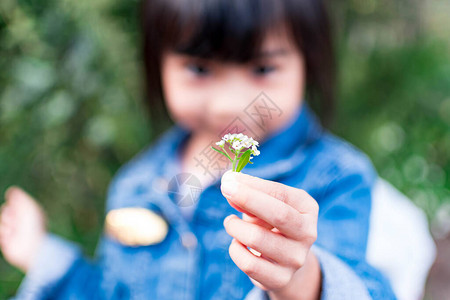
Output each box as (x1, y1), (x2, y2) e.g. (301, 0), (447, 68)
(161, 30), (305, 141)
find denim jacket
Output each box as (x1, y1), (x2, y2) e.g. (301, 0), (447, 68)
(12, 101), (397, 300)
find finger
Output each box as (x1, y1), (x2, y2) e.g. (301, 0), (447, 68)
(228, 238), (292, 291)
(242, 213), (273, 230)
(222, 181), (314, 241)
(5, 186), (21, 201)
(0, 229), (5, 247)
(0, 222), (13, 239)
(0, 203), (5, 222)
(249, 277), (269, 292)
(5, 187), (43, 218)
(0, 202), (14, 219)
(224, 215), (306, 269)
(240, 213), (273, 259)
(0, 205), (14, 227)
(222, 170), (318, 213)
(5, 186), (33, 206)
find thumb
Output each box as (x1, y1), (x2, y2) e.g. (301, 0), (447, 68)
(4, 185), (20, 200)
(4, 186), (46, 221)
(5, 186), (36, 205)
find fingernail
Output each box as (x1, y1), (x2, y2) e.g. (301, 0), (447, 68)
(221, 171), (239, 197)
(223, 215), (233, 225)
(221, 178), (238, 197)
(222, 170), (236, 182)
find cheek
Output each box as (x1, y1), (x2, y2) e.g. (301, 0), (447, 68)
(165, 90), (203, 130)
(161, 62), (203, 129)
(261, 62), (305, 133)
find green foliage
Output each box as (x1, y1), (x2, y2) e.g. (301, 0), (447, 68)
(331, 0), (450, 222)
(335, 39), (450, 221)
(0, 0), (448, 297)
(0, 0), (149, 296)
(236, 149), (252, 173)
(211, 146), (233, 162)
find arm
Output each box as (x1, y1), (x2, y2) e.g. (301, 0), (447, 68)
(244, 244), (373, 300)
(0, 186), (113, 300)
(11, 233), (84, 299)
(314, 170), (397, 300)
(11, 232), (125, 300)
(243, 248), (322, 300)
(244, 166), (397, 300)
(220, 171), (321, 300)
(244, 243), (371, 300)
(8, 175), (131, 300)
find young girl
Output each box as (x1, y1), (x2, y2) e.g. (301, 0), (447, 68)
(0, 0), (398, 299)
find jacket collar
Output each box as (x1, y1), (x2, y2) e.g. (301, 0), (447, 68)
(143, 100), (324, 230)
(159, 100), (324, 184)
(243, 100), (324, 179)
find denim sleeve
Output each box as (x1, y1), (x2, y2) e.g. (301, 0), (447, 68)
(9, 232), (124, 300)
(10, 233), (83, 300)
(315, 162), (397, 299)
(9, 159), (142, 300)
(243, 244), (371, 300)
(243, 286), (269, 300)
(244, 162), (397, 300)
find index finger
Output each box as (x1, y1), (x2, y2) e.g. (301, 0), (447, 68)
(221, 180), (312, 240)
(221, 171), (317, 214)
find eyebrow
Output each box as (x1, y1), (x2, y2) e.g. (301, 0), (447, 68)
(254, 48), (290, 59)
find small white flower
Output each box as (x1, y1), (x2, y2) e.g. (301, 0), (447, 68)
(242, 139), (252, 148)
(249, 138), (259, 146)
(212, 132), (260, 172)
(251, 145), (260, 156)
(232, 141), (243, 150)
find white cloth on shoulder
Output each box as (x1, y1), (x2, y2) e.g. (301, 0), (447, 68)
(367, 178), (437, 300)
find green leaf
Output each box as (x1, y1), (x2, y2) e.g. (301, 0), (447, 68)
(211, 146), (233, 162)
(236, 149), (252, 172)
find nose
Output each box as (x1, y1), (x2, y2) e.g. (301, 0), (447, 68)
(206, 71), (254, 118)
(207, 94), (234, 117)
(205, 91), (256, 136)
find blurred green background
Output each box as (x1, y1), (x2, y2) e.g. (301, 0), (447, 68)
(0, 0), (449, 298)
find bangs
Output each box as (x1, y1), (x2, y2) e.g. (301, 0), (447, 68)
(145, 0), (287, 62)
(141, 0), (335, 130)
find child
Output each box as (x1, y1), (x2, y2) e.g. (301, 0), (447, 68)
(0, 0), (398, 299)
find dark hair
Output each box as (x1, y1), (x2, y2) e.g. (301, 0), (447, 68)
(139, 0), (335, 133)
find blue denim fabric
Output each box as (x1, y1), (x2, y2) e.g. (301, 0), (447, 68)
(12, 101), (397, 300)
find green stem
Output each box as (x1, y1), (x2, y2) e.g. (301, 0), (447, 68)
(232, 149), (241, 172)
(222, 149), (233, 162)
(218, 147), (233, 161)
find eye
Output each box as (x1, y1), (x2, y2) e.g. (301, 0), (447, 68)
(252, 65), (276, 76)
(186, 62), (210, 76)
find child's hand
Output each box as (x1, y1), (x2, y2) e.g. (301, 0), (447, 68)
(221, 171), (320, 299)
(0, 186), (47, 273)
